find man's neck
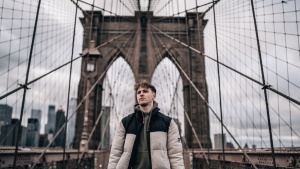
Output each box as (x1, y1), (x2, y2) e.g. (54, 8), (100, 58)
(140, 103), (153, 112)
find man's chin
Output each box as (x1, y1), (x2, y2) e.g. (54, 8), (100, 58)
(139, 103), (147, 107)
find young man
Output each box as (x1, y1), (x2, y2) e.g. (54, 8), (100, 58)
(108, 81), (184, 169)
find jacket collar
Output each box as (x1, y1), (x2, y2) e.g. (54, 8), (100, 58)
(134, 101), (160, 119)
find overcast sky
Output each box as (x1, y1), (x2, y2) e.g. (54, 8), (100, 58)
(0, 0), (299, 149)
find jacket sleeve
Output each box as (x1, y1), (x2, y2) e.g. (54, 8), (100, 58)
(167, 119), (184, 169)
(107, 121), (126, 169)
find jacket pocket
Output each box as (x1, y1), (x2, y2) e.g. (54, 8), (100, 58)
(151, 150), (171, 169)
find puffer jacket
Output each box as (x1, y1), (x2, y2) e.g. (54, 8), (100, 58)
(107, 103), (184, 169)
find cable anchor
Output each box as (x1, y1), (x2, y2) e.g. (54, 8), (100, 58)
(18, 83), (31, 90)
(261, 84), (272, 90)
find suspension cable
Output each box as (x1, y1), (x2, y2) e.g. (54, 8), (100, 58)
(152, 2), (213, 22)
(151, 24), (300, 106)
(13, 0), (42, 168)
(250, 0), (276, 167)
(0, 24), (136, 101)
(62, 0), (79, 165)
(78, 0), (134, 16)
(212, 0), (225, 167)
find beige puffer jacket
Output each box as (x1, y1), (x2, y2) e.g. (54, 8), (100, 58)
(107, 106), (184, 169)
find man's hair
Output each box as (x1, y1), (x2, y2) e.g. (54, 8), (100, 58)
(134, 81), (156, 93)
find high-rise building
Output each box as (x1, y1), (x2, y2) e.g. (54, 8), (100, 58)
(214, 133), (226, 149)
(31, 109), (42, 132)
(45, 105), (55, 133)
(54, 109), (65, 148)
(0, 104), (12, 124)
(99, 106), (110, 150)
(66, 98), (77, 148)
(26, 118), (40, 147)
(0, 104), (13, 130)
(39, 134), (49, 147)
(0, 119), (27, 146)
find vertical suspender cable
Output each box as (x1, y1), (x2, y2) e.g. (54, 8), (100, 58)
(250, 0), (276, 168)
(212, 0), (225, 168)
(100, 0), (106, 44)
(176, 0), (180, 41)
(12, 0), (42, 168)
(62, 0), (79, 166)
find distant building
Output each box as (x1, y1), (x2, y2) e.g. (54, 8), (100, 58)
(26, 118), (40, 147)
(226, 142), (235, 149)
(39, 134), (49, 147)
(0, 105), (13, 135)
(99, 106), (110, 150)
(0, 104), (12, 125)
(0, 119), (27, 146)
(45, 105), (55, 134)
(66, 98), (77, 148)
(31, 109), (42, 123)
(54, 109), (65, 148)
(214, 133), (226, 149)
(47, 132), (54, 147)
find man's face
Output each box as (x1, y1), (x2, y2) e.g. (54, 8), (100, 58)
(137, 86), (156, 106)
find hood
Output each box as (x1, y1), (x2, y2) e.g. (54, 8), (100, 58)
(134, 100), (159, 114)
(134, 101), (160, 132)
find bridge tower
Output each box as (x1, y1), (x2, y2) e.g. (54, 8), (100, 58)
(73, 11), (212, 149)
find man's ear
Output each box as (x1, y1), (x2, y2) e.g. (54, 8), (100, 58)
(153, 93), (156, 99)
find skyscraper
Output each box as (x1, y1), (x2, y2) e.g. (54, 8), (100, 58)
(66, 98), (77, 148)
(31, 109), (42, 132)
(0, 119), (27, 146)
(214, 133), (226, 149)
(54, 109), (65, 148)
(0, 104), (12, 125)
(26, 118), (40, 147)
(45, 105), (55, 133)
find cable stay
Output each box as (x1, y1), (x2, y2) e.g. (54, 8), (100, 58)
(150, 24), (300, 106)
(152, 2), (214, 22)
(77, 0), (135, 22)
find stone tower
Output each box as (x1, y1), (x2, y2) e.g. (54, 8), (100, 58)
(73, 11), (211, 149)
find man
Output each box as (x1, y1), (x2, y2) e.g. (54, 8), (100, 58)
(108, 81), (184, 169)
